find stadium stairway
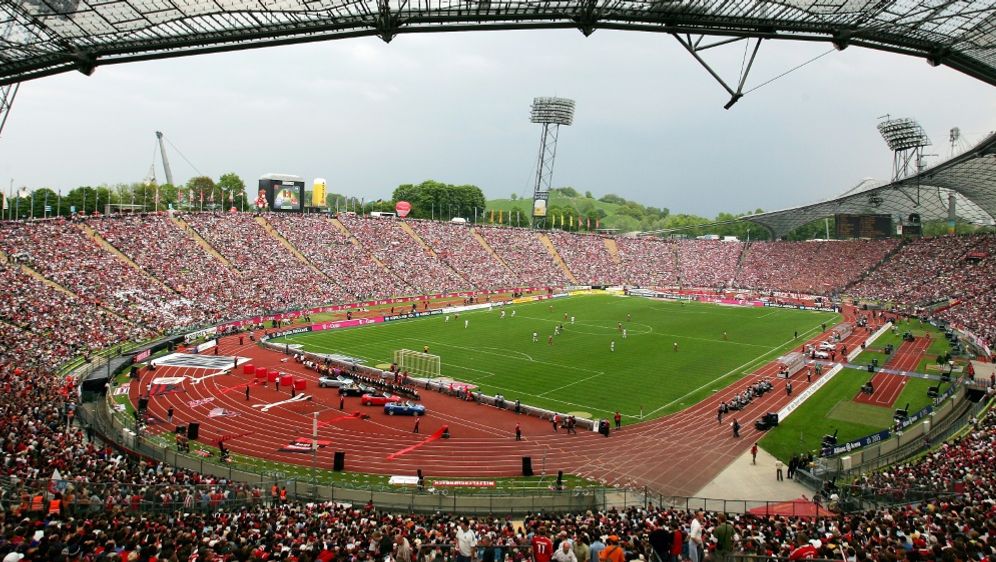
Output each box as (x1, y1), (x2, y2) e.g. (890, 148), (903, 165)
(397, 221), (470, 284)
(170, 215), (239, 273)
(78, 223), (180, 295)
(840, 237), (908, 295)
(397, 221), (437, 257)
(0, 248), (132, 323)
(730, 239), (751, 288)
(327, 217), (403, 282)
(254, 215), (335, 282)
(469, 226), (516, 273)
(603, 238), (622, 265)
(538, 233), (580, 284)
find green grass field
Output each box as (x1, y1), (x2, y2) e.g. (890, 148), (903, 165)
(760, 360), (951, 463)
(273, 295), (837, 421)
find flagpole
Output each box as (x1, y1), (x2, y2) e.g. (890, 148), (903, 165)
(57, 190), (61, 217)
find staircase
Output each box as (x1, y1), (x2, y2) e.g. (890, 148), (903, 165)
(328, 217), (399, 280)
(77, 223), (179, 295)
(170, 216), (239, 272)
(470, 227), (515, 273)
(254, 216), (334, 281)
(603, 237), (622, 265)
(731, 240), (752, 288)
(841, 238), (909, 295)
(0, 249), (129, 322)
(397, 221), (437, 257)
(538, 233), (579, 284)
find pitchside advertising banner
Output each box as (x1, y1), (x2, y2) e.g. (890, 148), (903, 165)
(384, 309), (444, 322)
(210, 286), (549, 335)
(264, 317), (385, 340)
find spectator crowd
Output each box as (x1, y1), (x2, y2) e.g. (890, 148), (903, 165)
(0, 213), (994, 561)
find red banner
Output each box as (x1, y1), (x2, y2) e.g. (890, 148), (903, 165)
(387, 426), (445, 460)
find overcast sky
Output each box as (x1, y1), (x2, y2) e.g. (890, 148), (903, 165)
(2, 29), (994, 217)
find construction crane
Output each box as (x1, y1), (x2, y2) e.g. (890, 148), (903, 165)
(155, 131), (175, 186)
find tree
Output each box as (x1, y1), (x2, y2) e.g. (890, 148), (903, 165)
(599, 193), (627, 205)
(390, 180), (486, 220)
(217, 172), (246, 209)
(585, 191), (593, 199)
(186, 176), (216, 209)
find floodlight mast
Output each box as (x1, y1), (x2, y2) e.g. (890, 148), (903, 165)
(876, 117), (931, 182)
(530, 97), (575, 228)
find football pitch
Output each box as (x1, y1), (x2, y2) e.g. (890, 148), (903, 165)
(273, 295), (838, 421)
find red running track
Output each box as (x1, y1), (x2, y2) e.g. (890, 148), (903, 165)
(131, 306), (872, 497)
(853, 336), (931, 408)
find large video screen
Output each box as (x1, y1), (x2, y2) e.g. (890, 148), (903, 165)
(273, 185), (302, 211)
(258, 177), (305, 212)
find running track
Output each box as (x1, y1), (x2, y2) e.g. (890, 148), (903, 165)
(131, 307), (875, 497)
(853, 335), (931, 408)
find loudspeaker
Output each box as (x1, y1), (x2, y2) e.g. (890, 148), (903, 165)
(521, 456), (533, 477)
(333, 451), (346, 471)
(137, 397), (149, 412)
(187, 422), (200, 440)
(175, 425), (186, 435)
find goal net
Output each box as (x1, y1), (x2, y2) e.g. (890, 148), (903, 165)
(393, 349), (442, 379)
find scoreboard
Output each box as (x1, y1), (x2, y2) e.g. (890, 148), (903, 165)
(258, 174), (305, 212)
(835, 214), (893, 239)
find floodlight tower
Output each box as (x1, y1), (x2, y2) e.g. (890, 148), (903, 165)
(530, 97), (575, 228)
(876, 117), (931, 182)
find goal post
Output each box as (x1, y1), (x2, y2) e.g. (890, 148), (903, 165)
(394, 349), (442, 380)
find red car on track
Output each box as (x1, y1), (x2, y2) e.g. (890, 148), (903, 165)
(360, 392), (403, 406)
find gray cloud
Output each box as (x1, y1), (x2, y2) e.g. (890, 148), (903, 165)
(2, 29), (993, 217)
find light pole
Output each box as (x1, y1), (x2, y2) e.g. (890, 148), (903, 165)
(311, 412), (319, 495)
(530, 97), (575, 229)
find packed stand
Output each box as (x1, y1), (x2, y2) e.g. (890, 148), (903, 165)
(339, 215), (469, 294)
(849, 235), (981, 305)
(185, 213), (346, 308)
(736, 239), (899, 295)
(0, 261), (145, 370)
(935, 235), (996, 349)
(90, 214), (271, 323)
(476, 226), (568, 287)
(614, 237), (679, 288)
(409, 219), (523, 289)
(0, 350), (994, 561)
(266, 214), (407, 299)
(546, 232), (624, 286)
(677, 240), (742, 288)
(0, 220), (207, 332)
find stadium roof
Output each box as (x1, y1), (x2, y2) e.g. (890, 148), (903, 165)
(1, 0), (996, 87)
(745, 131), (996, 238)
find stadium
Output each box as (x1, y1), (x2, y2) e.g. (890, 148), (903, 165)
(1, 1), (996, 561)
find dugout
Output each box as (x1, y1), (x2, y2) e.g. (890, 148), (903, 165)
(835, 322), (853, 341)
(776, 352), (806, 379)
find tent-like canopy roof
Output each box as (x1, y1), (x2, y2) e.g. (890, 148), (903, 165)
(746, 132), (996, 238)
(0, 0), (995, 87)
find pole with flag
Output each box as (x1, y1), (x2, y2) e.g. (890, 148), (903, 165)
(57, 189), (61, 216)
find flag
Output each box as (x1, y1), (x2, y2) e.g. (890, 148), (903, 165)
(489, 209), (494, 223)
(578, 216), (582, 228)
(499, 209), (503, 224)
(178, 190), (186, 203)
(49, 469), (68, 494)
(1, 192), (6, 210)
(586, 217), (590, 230)
(155, 187), (160, 207)
(596, 217), (600, 229)
(209, 190), (215, 203)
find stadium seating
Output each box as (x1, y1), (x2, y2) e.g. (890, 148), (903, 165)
(265, 213), (407, 298)
(0, 213), (995, 561)
(546, 231), (624, 286)
(409, 219), (522, 289)
(475, 225), (569, 286)
(339, 214), (469, 294)
(736, 239), (899, 295)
